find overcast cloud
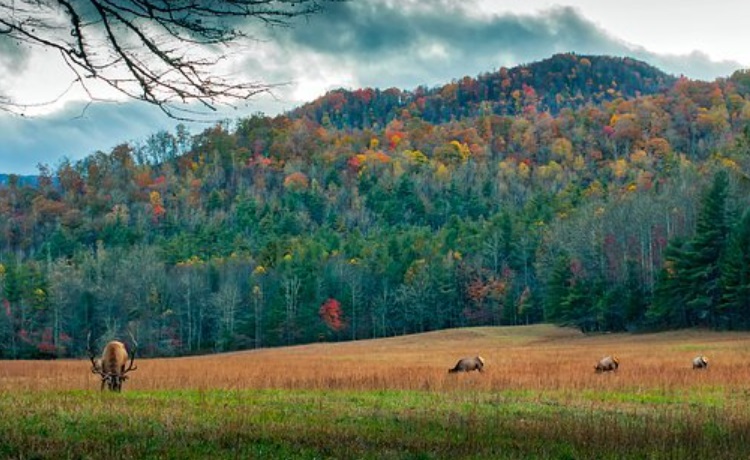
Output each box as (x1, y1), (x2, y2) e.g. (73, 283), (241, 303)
(272, 2), (740, 88)
(0, 1), (744, 175)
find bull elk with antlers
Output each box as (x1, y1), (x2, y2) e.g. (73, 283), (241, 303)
(89, 333), (138, 392)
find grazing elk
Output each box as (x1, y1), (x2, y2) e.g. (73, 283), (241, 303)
(89, 336), (137, 392)
(594, 356), (619, 373)
(448, 356), (485, 373)
(692, 356), (709, 369)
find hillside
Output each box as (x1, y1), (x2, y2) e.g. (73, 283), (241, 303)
(290, 53), (676, 128)
(1, 53), (750, 359)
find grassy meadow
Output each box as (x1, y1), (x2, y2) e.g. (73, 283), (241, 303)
(1, 324), (750, 459)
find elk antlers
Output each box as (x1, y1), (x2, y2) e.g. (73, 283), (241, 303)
(123, 330), (138, 375)
(87, 331), (101, 375)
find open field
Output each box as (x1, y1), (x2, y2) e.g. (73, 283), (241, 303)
(1, 325), (750, 458)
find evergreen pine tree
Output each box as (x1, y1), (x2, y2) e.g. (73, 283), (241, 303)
(649, 238), (691, 328)
(544, 253), (571, 323)
(720, 209), (750, 328)
(650, 170), (731, 328)
(682, 170), (730, 327)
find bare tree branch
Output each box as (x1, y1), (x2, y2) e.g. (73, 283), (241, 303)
(0, 0), (335, 120)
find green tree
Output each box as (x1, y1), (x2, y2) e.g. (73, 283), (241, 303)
(720, 209), (750, 328)
(650, 171), (731, 328)
(682, 170), (730, 326)
(649, 253), (688, 328)
(544, 253), (571, 323)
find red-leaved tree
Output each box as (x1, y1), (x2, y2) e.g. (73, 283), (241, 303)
(319, 298), (345, 332)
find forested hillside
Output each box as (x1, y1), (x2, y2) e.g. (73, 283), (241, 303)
(293, 54), (675, 128)
(2, 53), (750, 359)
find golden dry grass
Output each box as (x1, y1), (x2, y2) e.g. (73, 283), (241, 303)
(2, 324), (749, 396)
(3, 325), (750, 459)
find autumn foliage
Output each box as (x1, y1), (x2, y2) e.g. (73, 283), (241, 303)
(319, 298), (345, 332)
(1, 53), (750, 357)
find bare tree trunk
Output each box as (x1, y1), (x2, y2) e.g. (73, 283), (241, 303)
(253, 285), (264, 349)
(483, 232), (502, 275)
(373, 284), (391, 338)
(347, 270), (362, 341)
(284, 276), (301, 345)
(184, 280), (193, 352)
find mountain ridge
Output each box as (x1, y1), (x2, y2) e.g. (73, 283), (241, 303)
(289, 53), (678, 129)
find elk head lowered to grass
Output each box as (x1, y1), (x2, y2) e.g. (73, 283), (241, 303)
(692, 356), (709, 369)
(594, 356), (619, 373)
(448, 356), (485, 373)
(89, 335), (137, 392)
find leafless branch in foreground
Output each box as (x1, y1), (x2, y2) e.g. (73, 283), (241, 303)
(0, 0), (333, 120)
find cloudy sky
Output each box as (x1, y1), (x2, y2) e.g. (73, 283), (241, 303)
(1, 0), (748, 175)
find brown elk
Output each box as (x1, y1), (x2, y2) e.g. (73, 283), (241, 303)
(594, 356), (619, 373)
(89, 336), (137, 392)
(692, 356), (709, 369)
(448, 356), (485, 373)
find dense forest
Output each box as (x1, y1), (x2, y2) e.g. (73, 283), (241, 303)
(2, 53), (750, 359)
